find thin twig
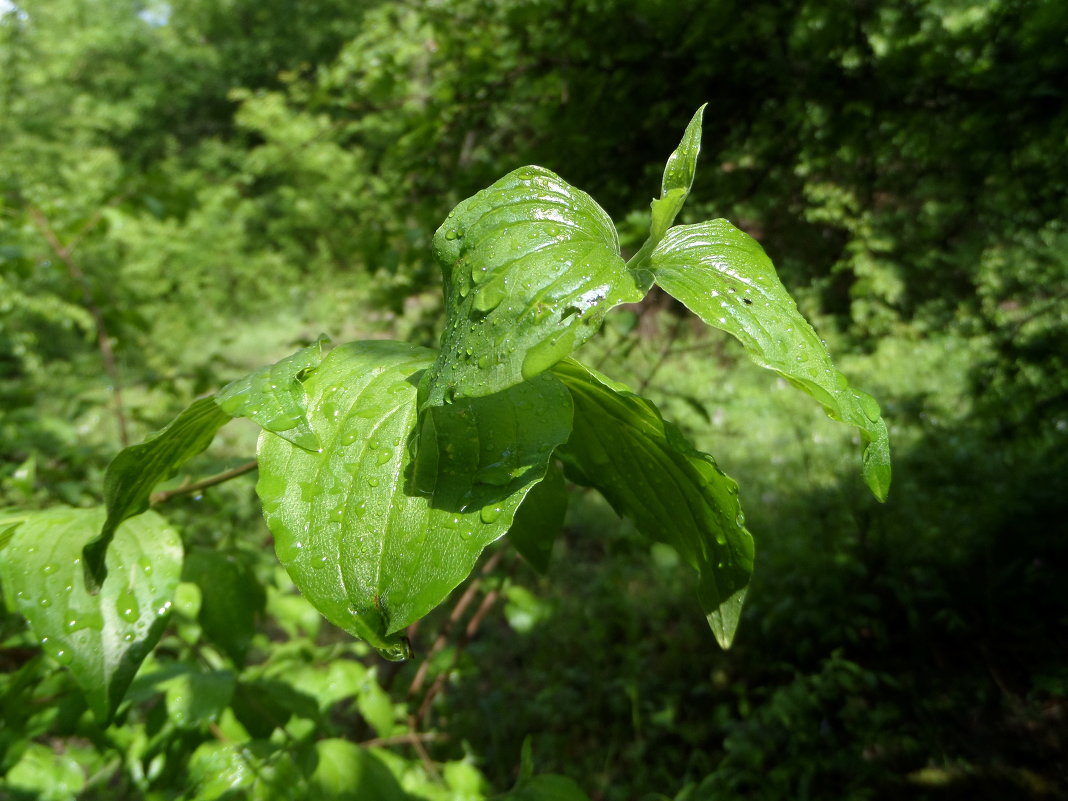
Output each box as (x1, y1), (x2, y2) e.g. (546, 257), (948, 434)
(150, 460), (259, 505)
(405, 714), (441, 780)
(27, 206), (129, 446)
(407, 550), (503, 700)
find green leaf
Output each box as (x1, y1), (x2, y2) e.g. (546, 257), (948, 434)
(507, 459), (568, 573)
(422, 166), (643, 406)
(216, 334), (330, 451)
(0, 507), (183, 722)
(161, 668), (237, 729)
(4, 743), (87, 801)
(256, 341), (572, 658)
(627, 105), (706, 281)
(183, 549), (266, 666)
(649, 220), (891, 501)
(306, 740), (409, 801)
(84, 397), (231, 591)
(503, 774), (592, 801)
(552, 359), (753, 649)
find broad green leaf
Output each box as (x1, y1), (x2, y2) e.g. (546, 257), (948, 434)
(4, 743), (86, 801)
(306, 740), (408, 801)
(161, 668), (237, 729)
(183, 549), (266, 666)
(216, 335), (330, 451)
(422, 166), (643, 406)
(0, 507), (182, 722)
(629, 104), (707, 277)
(649, 220), (891, 501)
(256, 341), (572, 658)
(507, 459), (568, 573)
(553, 359), (754, 649)
(504, 774), (592, 801)
(84, 397), (230, 591)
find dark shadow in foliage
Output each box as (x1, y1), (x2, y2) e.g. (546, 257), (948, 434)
(419, 396), (1067, 801)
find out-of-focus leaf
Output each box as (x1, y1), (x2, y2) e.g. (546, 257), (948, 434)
(84, 398), (230, 591)
(306, 740), (408, 801)
(256, 341), (571, 659)
(3, 742), (86, 801)
(0, 507), (182, 722)
(649, 220), (891, 500)
(216, 335), (330, 451)
(161, 668), (237, 729)
(183, 549), (266, 665)
(507, 460), (567, 574)
(553, 359), (753, 649)
(422, 166), (643, 406)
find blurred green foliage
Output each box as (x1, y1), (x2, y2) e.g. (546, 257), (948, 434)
(1, 0), (1065, 798)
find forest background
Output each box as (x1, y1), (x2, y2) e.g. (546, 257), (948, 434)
(1, 0), (1066, 799)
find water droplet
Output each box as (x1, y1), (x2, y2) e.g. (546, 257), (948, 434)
(41, 563), (57, 576)
(443, 516), (460, 529)
(312, 555), (330, 570)
(299, 481), (323, 501)
(480, 505), (502, 524)
(139, 558), (153, 576)
(367, 478), (379, 488)
(39, 598), (51, 608)
(53, 648), (72, 666)
(123, 633), (135, 643)
(354, 500), (367, 517)
(859, 393), (881, 421)
(477, 354), (492, 370)
(157, 602), (173, 617)
(375, 448), (393, 465)
(444, 228), (460, 241)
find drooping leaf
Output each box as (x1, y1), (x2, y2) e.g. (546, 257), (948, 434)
(507, 459), (568, 573)
(160, 667), (237, 729)
(256, 340), (572, 658)
(84, 397), (230, 591)
(649, 220), (891, 501)
(629, 104), (707, 278)
(182, 549), (266, 666)
(422, 166), (643, 406)
(216, 334), (330, 451)
(0, 507), (182, 722)
(553, 359), (754, 649)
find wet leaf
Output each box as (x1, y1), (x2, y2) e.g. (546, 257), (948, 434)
(650, 220), (891, 500)
(553, 359), (753, 648)
(0, 507), (182, 722)
(256, 341), (571, 658)
(423, 166), (643, 406)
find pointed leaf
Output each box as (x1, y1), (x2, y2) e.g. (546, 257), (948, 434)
(507, 459), (568, 574)
(628, 105), (706, 277)
(84, 397), (230, 591)
(216, 335), (330, 451)
(256, 341), (572, 658)
(649, 221), (891, 501)
(0, 507), (182, 722)
(423, 166), (643, 406)
(552, 359), (753, 648)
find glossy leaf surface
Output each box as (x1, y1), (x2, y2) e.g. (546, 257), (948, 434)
(216, 335), (329, 451)
(553, 359), (754, 648)
(256, 341), (571, 657)
(0, 507), (182, 721)
(423, 166), (643, 406)
(650, 220), (891, 500)
(85, 397), (230, 591)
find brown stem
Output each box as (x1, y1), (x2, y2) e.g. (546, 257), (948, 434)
(27, 206), (129, 446)
(359, 731), (445, 749)
(149, 460), (259, 505)
(407, 550), (503, 700)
